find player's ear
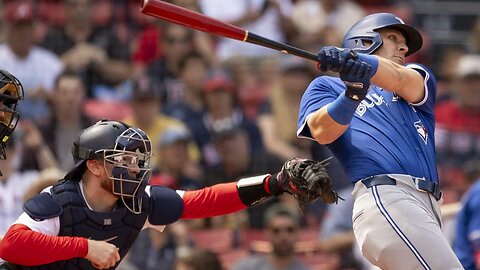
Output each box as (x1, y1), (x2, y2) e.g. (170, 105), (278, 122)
(86, 160), (104, 177)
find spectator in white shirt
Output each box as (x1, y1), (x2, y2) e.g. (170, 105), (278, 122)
(0, 2), (63, 123)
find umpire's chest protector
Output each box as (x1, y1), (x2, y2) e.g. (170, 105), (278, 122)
(24, 180), (150, 270)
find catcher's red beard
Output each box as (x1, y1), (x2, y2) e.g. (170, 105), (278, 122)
(101, 177), (118, 197)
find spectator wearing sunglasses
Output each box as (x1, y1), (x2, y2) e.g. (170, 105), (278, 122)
(233, 203), (310, 270)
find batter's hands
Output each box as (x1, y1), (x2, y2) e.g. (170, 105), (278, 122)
(340, 59), (373, 101)
(85, 239), (120, 269)
(317, 46), (358, 73)
(273, 158), (342, 209)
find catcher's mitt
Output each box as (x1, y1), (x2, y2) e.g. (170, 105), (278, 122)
(275, 158), (342, 207)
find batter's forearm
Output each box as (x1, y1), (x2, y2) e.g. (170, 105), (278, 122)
(307, 106), (349, 144)
(367, 56), (425, 103)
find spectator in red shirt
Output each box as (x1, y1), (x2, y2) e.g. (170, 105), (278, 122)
(435, 54), (480, 201)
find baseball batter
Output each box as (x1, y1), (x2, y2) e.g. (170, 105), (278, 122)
(296, 13), (463, 269)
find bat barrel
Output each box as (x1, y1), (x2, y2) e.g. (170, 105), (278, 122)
(141, 0), (246, 41)
(141, 0), (319, 63)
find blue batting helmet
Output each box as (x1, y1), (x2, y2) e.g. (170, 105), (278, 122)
(342, 13), (423, 57)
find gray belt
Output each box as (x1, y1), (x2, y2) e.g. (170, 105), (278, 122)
(360, 175), (442, 201)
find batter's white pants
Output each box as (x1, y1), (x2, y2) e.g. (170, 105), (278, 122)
(352, 174), (463, 270)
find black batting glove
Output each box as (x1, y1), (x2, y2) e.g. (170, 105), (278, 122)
(317, 46), (358, 73)
(340, 59), (373, 101)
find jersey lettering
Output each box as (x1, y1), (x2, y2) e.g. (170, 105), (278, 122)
(356, 93), (384, 116)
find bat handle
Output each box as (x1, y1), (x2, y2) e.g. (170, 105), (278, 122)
(247, 33), (318, 62)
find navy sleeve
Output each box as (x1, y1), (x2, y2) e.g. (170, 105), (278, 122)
(148, 186), (184, 225)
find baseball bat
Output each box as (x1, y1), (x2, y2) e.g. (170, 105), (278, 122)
(140, 0), (318, 62)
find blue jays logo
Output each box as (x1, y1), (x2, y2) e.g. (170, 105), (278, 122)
(414, 121), (428, 144)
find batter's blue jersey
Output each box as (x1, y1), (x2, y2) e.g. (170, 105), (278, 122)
(453, 179), (480, 270)
(297, 64), (438, 183)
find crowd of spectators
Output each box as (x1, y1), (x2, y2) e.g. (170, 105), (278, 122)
(0, 0), (478, 269)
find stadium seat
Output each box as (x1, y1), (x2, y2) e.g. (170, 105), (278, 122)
(189, 228), (234, 253)
(83, 99), (132, 121)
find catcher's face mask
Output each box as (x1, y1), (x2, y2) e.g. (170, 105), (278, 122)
(0, 70), (23, 161)
(98, 127), (152, 214)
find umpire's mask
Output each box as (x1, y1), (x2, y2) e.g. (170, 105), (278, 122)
(0, 70), (24, 162)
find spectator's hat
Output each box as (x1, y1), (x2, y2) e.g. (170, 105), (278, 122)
(131, 75), (162, 101)
(203, 74), (234, 93)
(263, 203), (301, 227)
(457, 55), (480, 78)
(7, 2), (36, 24)
(210, 123), (246, 143)
(158, 126), (191, 148)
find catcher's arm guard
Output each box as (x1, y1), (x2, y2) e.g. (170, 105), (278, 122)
(235, 158), (342, 209)
(236, 174), (280, 206)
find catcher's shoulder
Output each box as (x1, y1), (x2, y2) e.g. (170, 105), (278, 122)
(23, 192), (62, 221)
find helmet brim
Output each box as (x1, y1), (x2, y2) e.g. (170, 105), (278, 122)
(64, 160), (87, 181)
(380, 24), (423, 57)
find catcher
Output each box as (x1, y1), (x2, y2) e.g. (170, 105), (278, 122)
(0, 120), (339, 270)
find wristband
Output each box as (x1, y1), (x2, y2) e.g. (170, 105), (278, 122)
(237, 174), (273, 206)
(327, 94), (360, 125)
(358, 54), (379, 77)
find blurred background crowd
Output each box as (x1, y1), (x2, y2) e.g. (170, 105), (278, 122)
(0, 0), (478, 269)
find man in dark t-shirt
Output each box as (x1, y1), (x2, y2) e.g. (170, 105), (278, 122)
(40, 0), (130, 97)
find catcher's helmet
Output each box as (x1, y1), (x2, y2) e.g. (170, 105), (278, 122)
(0, 70), (24, 160)
(65, 119), (152, 214)
(342, 13), (423, 57)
